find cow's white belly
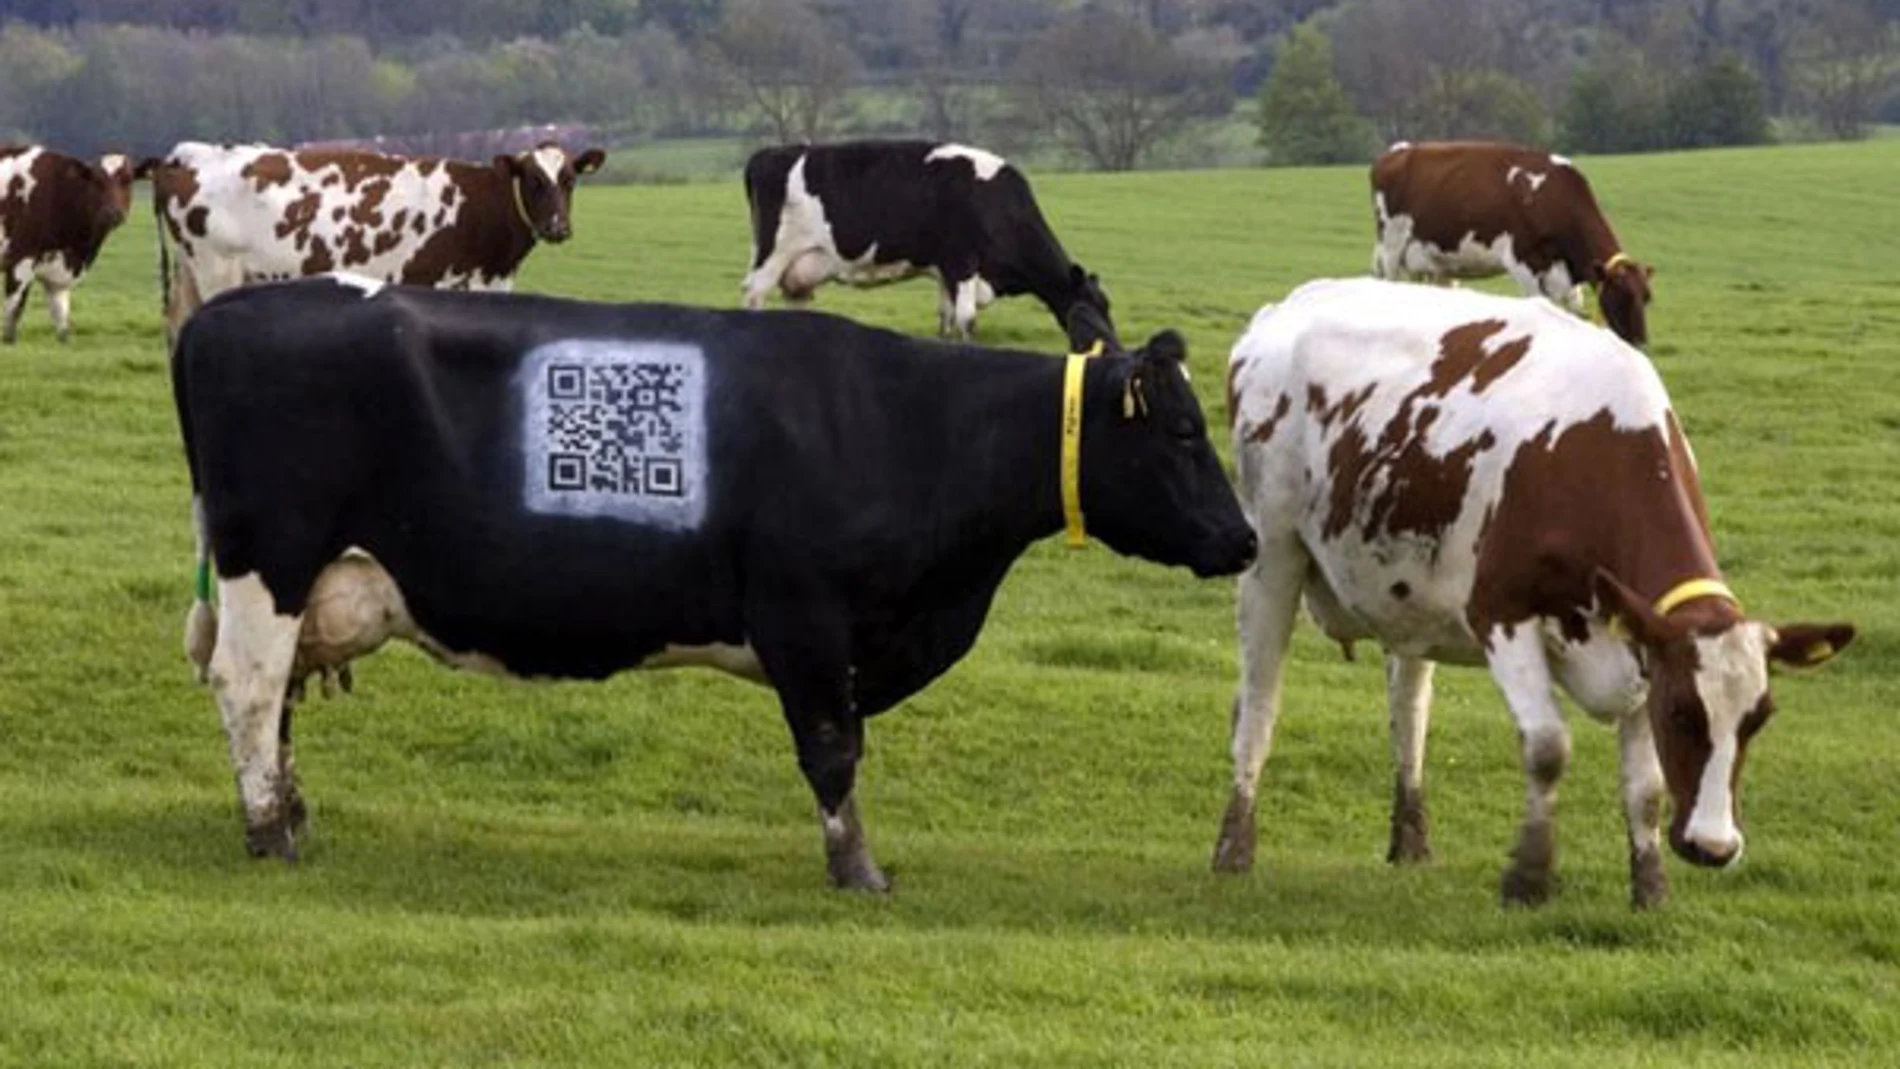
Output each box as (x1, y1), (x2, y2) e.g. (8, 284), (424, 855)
(1406, 229), (1514, 280)
(291, 550), (763, 686)
(836, 243), (927, 287)
(1302, 541), (1488, 666)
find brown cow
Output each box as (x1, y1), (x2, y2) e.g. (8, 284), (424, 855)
(1219, 278), (1852, 908)
(147, 140), (606, 341)
(0, 146), (140, 344)
(1371, 140), (1654, 346)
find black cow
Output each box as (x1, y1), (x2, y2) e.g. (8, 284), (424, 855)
(173, 276), (1254, 890)
(741, 139), (1118, 353)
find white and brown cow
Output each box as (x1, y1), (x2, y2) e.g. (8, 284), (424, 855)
(0, 146), (141, 344)
(1217, 278), (1852, 909)
(147, 140), (605, 339)
(1371, 140), (1654, 347)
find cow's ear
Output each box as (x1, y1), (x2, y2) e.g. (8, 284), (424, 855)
(133, 157), (161, 180)
(1142, 330), (1187, 364)
(1069, 264), (1086, 286)
(1766, 622), (1855, 669)
(493, 154), (520, 176)
(574, 148), (606, 175)
(1595, 567), (1669, 646)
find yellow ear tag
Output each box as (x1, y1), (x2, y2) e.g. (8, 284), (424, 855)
(1804, 641), (1834, 665)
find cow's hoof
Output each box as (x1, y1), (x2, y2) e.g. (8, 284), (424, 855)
(1630, 848), (1669, 911)
(1499, 865), (1553, 908)
(1387, 785), (1432, 864)
(244, 818), (299, 863)
(828, 859), (892, 893)
(1211, 795), (1256, 874)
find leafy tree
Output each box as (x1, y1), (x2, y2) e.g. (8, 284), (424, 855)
(1009, 9), (1229, 171)
(711, 0), (860, 143)
(1256, 23), (1374, 165)
(1666, 52), (1771, 147)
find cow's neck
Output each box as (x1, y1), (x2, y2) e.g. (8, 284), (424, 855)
(1594, 415), (1725, 615)
(919, 351), (1068, 557)
(483, 174), (539, 274)
(1561, 199), (1625, 283)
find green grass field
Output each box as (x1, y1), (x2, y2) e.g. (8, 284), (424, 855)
(3, 140), (1898, 1067)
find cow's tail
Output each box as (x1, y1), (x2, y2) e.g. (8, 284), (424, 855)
(172, 319), (217, 681)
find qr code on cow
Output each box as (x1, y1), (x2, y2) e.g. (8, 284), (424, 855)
(520, 340), (707, 529)
(544, 362), (690, 498)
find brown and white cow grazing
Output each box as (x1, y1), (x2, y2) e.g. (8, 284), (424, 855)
(1217, 278), (1852, 908)
(0, 146), (141, 344)
(1371, 140), (1654, 347)
(147, 140), (606, 339)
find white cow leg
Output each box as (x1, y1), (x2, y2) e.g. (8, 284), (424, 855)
(1213, 535), (1308, 874)
(952, 277), (980, 340)
(207, 573), (304, 861)
(3, 266), (32, 344)
(937, 284), (957, 338)
(1386, 654), (1435, 864)
(46, 282), (73, 343)
(819, 791), (886, 892)
(1486, 623), (1570, 907)
(1619, 709), (1669, 910)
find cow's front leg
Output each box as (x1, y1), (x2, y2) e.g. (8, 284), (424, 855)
(754, 604), (888, 891)
(937, 283), (957, 338)
(1386, 654), (1435, 863)
(1213, 534), (1308, 873)
(1619, 706), (1668, 910)
(1485, 623), (1570, 907)
(207, 573), (304, 860)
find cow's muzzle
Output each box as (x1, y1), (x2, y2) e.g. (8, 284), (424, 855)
(1670, 829), (1743, 869)
(1192, 526), (1257, 578)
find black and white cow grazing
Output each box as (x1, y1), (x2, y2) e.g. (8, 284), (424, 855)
(1217, 278), (1852, 908)
(741, 140), (1118, 353)
(174, 276), (1253, 889)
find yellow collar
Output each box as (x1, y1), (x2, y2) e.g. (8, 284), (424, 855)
(1061, 341), (1104, 547)
(1654, 578), (1740, 617)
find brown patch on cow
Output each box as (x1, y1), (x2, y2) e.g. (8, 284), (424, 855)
(1245, 393), (1293, 445)
(331, 207), (346, 222)
(275, 191), (321, 245)
(302, 237), (334, 274)
(339, 224), (373, 266)
(1465, 408), (1721, 644)
(350, 179), (390, 228)
(1427, 320), (1534, 397)
(399, 160), (534, 287)
(241, 153), (294, 191)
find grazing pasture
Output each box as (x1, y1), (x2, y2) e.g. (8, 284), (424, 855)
(2, 139), (1897, 1067)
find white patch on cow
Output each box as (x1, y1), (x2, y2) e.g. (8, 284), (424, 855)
(1550, 154), (1574, 168)
(1679, 625), (1770, 859)
(926, 143), (1008, 181)
(518, 339), (708, 531)
(98, 153), (128, 177)
(1549, 618), (1646, 722)
(329, 272), (385, 298)
(530, 145), (566, 188)
(1388, 140), (1413, 153)
(1506, 166), (1548, 193)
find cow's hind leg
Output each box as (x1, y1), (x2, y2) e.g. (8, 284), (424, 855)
(1212, 533), (1308, 873)
(3, 266), (33, 344)
(45, 281), (73, 343)
(207, 572), (304, 860)
(1485, 624), (1570, 907)
(1386, 654), (1435, 863)
(1619, 707), (1668, 909)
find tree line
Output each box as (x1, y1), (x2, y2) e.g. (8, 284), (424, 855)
(0, 0), (1895, 172)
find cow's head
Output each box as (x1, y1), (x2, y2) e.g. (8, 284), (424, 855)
(1596, 570), (1853, 868)
(1595, 256), (1653, 347)
(1059, 264), (1119, 352)
(84, 153), (139, 225)
(494, 143), (607, 244)
(1079, 331), (1255, 578)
